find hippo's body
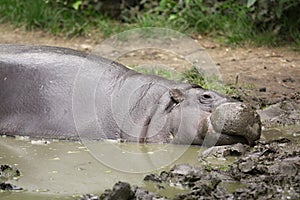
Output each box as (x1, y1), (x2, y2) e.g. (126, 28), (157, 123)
(0, 45), (261, 146)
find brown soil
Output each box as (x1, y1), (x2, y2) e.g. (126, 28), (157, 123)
(1, 23), (299, 107)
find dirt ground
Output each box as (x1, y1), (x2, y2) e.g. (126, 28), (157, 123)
(1, 23), (299, 108)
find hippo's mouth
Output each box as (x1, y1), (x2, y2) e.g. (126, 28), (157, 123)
(203, 102), (261, 146)
(215, 132), (248, 145)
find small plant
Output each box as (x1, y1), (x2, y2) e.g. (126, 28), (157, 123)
(132, 65), (236, 95)
(182, 67), (237, 95)
(131, 65), (182, 81)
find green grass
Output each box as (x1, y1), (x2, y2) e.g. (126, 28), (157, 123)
(0, 0), (298, 47)
(132, 65), (237, 95)
(0, 0), (121, 37)
(182, 67), (237, 95)
(129, 65), (182, 81)
(132, 0), (300, 48)
(131, 1), (256, 45)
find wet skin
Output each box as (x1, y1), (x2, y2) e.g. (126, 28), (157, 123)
(0, 45), (261, 146)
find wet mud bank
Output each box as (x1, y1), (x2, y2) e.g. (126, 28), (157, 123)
(78, 136), (299, 200)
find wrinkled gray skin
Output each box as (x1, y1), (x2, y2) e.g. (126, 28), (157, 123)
(0, 45), (261, 146)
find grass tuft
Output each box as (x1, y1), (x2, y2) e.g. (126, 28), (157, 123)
(182, 67), (237, 95)
(132, 65), (236, 95)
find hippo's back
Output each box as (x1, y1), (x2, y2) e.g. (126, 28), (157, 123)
(0, 45), (129, 139)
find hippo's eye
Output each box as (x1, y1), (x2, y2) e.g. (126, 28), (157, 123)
(199, 92), (214, 104)
(203, 94), (212, 99)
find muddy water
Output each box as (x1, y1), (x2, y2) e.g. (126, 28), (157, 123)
(0, 126), (299, 200)
(0, 137), (200, 199)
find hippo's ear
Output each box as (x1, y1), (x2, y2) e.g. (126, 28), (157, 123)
(169, 89), (184, 103)
(165, 89), (184, 113)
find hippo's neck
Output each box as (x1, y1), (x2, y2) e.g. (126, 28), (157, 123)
(102, 68), (191, 143)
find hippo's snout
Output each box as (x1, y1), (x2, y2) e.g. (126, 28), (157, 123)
(210, 102), (261, 145)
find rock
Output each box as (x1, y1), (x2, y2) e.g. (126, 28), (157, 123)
(0, 182), (22, 191)
(133, 187), (166, 200)
(199, 143), (248, 160)
(79, 194), (100, 200)
(267, 157), (300, 177)
(79, 182), (165, 200)
(144, 174), (162, 183)
(238, 159), (256, 173)
(0, 164), (21, 181)
(0, 164), (22, 191)
(100, 181), (134, 200)
(170, 164), (202, 176)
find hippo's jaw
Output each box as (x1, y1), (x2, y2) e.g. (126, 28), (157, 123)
(201, 102), (261, 146)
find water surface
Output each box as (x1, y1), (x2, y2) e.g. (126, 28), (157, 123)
(0, 126), (298, 199)
(0, 136), (200, 199)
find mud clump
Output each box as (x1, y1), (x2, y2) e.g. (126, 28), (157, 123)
(144, 164), (230, 200)
(0, 182), (22, 191)
(228, 139), (299, 199)
(79, 181), (166, 200)
(199, 143), (249, 160)
(144, 139), (299, 199)
(144, 164), (232, 199)
(0, 164), (22, 191)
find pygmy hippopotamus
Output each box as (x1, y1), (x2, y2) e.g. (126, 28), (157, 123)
(0, 45), (261, 146)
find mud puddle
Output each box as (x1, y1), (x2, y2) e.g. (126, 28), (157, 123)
(0, 126), (298, 199)
(0, 136), (200, 199)
(0, 126), (299, 199)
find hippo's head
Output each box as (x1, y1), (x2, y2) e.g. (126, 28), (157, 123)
(147, 85), (261, 146)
